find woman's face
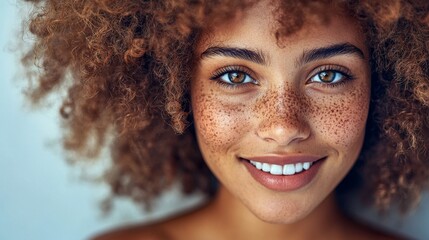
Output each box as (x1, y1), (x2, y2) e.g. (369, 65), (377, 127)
(191, 1), (370, 224)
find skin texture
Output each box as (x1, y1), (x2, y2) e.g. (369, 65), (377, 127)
(17, 0), (429, 237)
(24, 0), (429, 214)
(93, 1), (402, 239)
(192, 0), (370, 224)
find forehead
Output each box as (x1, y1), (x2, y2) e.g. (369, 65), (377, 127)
(197, 0), (365, 56)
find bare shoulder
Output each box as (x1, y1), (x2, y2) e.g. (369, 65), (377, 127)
(90, 222), (171, 240)
(90, 204), (212, 240)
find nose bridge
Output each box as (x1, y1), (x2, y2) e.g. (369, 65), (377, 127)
(255, 86), (310, 145)
(276, 88), (302, 120)
(264, 86), (306, 123)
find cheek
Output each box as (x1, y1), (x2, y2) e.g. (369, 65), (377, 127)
(192, 86), (249, 152)
(311, 85), (370, 149)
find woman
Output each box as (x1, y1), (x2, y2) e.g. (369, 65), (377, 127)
(22, 0), (429, 239)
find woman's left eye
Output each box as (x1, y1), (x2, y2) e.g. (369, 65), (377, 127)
(217, 71), (255, 85)
(309, 70), (348, 84)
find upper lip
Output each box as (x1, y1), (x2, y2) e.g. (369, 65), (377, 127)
(241, 154), (325, 165)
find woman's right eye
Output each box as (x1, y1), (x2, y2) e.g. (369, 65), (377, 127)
(210, 67), (258, 87)
(219, 71), (255, 85)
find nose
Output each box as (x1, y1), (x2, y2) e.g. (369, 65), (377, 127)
(255, 90), (311, 146)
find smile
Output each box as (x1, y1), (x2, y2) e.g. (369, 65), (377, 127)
(241, 156), (326, 191)
(248, 160), (313, 176)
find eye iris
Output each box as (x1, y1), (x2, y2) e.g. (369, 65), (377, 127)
(318, 71), (336, 82)
(228, 72), (245, 83)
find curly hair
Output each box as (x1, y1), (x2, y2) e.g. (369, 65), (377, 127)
(22, 0), (429, 213)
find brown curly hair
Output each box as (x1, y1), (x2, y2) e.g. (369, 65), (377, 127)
(22, 0), (429, 213)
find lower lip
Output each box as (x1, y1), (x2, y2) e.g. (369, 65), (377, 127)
(242, 158), (324, 191)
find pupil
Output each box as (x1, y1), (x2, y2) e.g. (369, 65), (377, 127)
(319, 71), (335, 82)
(228, 72), (245, 83)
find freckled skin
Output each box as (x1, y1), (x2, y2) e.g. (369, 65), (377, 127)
(192, 0), (370, 225)
(92, 1), (407, 239)
(253, 84), (312, 144)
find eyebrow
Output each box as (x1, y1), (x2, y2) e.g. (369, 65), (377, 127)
(299, 43), (365, 65)
(200, 43), (365, 66)
(200, 46), (267, 65)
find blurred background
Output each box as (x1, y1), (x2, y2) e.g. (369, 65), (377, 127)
(1, 1), (428, 239)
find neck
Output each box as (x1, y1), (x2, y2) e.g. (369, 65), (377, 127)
(206, 186), (348, 240)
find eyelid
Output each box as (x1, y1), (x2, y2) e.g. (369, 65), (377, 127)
(210, 65), (259, 83)
(306, 64), (353, 83)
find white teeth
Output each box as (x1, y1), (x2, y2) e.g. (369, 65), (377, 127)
(249, 160), (314, 176)
(295, 162), (303, 173)
(270, 164), (283, 175)
(262, 163), (271, 172)
(283, 164), (295, 175)
(303, 162), (311, 170)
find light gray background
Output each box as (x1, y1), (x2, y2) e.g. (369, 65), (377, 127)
(1, 1), (428, 239)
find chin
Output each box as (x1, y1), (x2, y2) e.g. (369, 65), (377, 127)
(247, 199), (316, 225)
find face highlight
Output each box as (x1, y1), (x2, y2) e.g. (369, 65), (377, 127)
(191, 1), (370, 224)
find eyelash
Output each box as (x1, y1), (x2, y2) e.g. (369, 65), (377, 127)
(209, 65), (258, 89)
(307, 65), (355, 88)
(209, 65), (355, 89)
